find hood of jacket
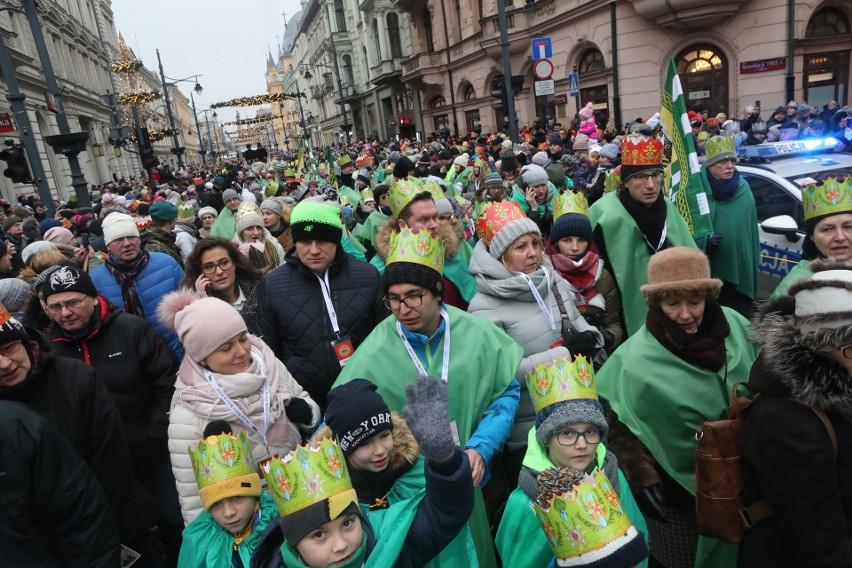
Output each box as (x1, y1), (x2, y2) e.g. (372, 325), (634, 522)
(374, 216), (460, 262)
(751, 296), (852, 419)
(468, 238), (556, 301)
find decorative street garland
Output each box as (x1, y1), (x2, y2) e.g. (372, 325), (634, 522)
(222, 115), (275, 126)
(129, 128), (178, 144)
(211, 92), (300, 109)
(112, 59), (143, 74)
(118, 90), (162, 106)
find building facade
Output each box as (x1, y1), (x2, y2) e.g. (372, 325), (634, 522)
(393, 0), (852, 137)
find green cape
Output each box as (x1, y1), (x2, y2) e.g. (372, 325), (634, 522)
(495, 430), (648, 568)
(342, 230), (366, 260)
(352, 209), (390, 249)
(589, 192), (697, 336)
(696, 168), (760, 299)
(769, 259), (812, 300)
(210, 207), (236, 239)
(178, 493), (278, 568)
(339, 185), (362, 208)
(596, 307), (758, 567)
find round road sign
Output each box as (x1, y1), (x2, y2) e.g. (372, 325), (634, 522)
(533, 59), (554, 80)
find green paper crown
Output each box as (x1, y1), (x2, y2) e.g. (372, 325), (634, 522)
(803, 176), (852, 221)
(552, 190), (589, 221)
(386, 229), (445, 275)
(189, 431), (257, 490)
(525, 355), (598, 414)
(360, 188), (375, 202)
(533, 469), (634, 560)
(388, 178), (442, 218)
(604, 168), (621, 194)
(704, 135), (736, 161)
(261, 438), (358, 519)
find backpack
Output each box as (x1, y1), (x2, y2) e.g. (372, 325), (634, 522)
(694, 382), (837, 543)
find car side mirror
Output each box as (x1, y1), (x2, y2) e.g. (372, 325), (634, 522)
(761, 215), (801, 243)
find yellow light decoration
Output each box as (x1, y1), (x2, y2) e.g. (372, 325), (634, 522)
(211, 92), (300, 109)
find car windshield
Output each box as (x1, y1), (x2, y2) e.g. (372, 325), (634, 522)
(785, 166), (852, 188)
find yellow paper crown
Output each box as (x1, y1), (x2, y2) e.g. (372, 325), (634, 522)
(388, 177), (442, 218)
(604, 167), (621, 194)
(234, 201), (262, 224)
(525, 355), (598, 413)
(261, 438), (357, 519)
(188, 432), (261, 509)
(533, 468), (635, 560)
(552, 191), (589, 221)
(386, 228), (445, 275)
(803, 176), (852, 221)
(475, 200), (527, 245)
(360, 188), (375, 202)
(704, 135), (737, 162)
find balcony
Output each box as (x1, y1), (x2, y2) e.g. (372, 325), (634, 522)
(628, 0), (750, 28)
(370, 59), (403, 87)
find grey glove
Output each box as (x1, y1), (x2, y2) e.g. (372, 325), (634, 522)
(403, 374), (456, 462)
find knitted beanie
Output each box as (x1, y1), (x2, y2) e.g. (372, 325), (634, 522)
(102, 212), (140, 245)
(572, 134), (590, 152)
(234, 203), (264, 236)
(485, 172), (504, 189)
(260, 199), (282, 218)
(21, 241), (55, 265)
(488, 216), (541, 260)
(2, 216), (21, 232)
(522, 164), (549, 188)
(326, 379), (394, 455)
(197, 206), (218, 220)
(149, 201), (178, 221)
(0, 278), (31, 313)
(550, 213), (593, 245)
(43, 226), (75, 245)
(535, 397), (608, 448)
(42, 264), (99, 303)
(157, 291), (248, 363)
(598, 143), (620, 160)
(435, 198), (454, 216)
(290, 200), (342, 244)
(383, 261), (444, 298)
(0, 304), (28, 345)
(788, 260), (852, 343)
(38, 218), (63, 235)
(532, 152), (550, 167)
(221, 188), (241, 203)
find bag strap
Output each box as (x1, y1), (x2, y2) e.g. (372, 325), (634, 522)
(807, 404), (838, 462)
(550, 281), (572, 335)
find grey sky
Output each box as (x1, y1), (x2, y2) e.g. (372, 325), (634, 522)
(112, 0), (304, 125)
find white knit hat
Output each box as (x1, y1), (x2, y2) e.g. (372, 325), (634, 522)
(102, 212), (140, 245)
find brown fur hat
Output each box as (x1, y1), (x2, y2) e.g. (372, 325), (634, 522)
(641, 247), (722, 304)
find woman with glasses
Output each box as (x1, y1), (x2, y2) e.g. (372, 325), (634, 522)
(739, 261), (852, 567)
(182, 237), (264, 335)
(495, 355), (648, 568)
(596, 247), (757, 568)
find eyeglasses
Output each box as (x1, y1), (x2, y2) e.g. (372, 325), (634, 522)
(841, 345), (852, 360)
(630, 172), (664, 183)
(201, 258), (234, 274)
(0, 341), (22, 357)
(45, 296), (89, 315)
(383, 292), (426, 311)
(555, 428), (601, 447)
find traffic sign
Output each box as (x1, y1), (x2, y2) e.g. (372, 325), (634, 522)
(535, 80), (555, 96)
(531, 38), (552, 60)
(533, 59), (554, 80)
(568, 73), (580, 97)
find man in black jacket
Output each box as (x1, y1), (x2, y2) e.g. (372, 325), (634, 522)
(258, 199), (388, 410)
(42, 264), (183, 568)
(0, 400), (120, 567)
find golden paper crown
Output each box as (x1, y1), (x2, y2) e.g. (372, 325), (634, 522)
(261, 438), (357, 519)
(803, 176), (852, 221)
(360, 188), (375, 202)
(552, 191), (589, 221)
(234, 202), (262, 224)
(386, 228), (445, 275)
(621, 135), (663, 167)
(475, 200), (528, 245)
(188, 432), (261, 509)
(422, 178), (447, 200)
(525, 355), (598, 414)
(604, 167), (621, 194)
(533, 469), (635, 560)
(388, 178), (442, 218)
(704, 135), (737, 163)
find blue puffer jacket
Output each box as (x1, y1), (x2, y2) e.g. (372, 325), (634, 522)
(90, 252), (185, 358)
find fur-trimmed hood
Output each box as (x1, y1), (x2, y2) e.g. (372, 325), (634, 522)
(374, 218), (460, 262)
(751, 296), (852, 419)
(312, 411), (420, 471)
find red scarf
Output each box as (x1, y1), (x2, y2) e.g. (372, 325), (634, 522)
(548, 244), (602, 302)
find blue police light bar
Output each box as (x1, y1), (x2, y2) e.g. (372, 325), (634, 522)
(737, 137), (840, 159)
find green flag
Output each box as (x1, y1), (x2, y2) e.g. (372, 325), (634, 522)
(326, 146), (337, 186)
(660, 59), (713, 239)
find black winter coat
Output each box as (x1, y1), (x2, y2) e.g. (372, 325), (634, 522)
(47, 297), (179, 471)
(0, 329), (157, 544)
(258, 246), (388, 410)
(740, 300), (852, 568)
(250, 450), (474, 568)
(0, 400), (120, 568)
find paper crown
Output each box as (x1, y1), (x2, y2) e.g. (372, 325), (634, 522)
(261, 438), (358, 520)
(552, 190), (589, 221)
(386, 228), (445, 275)
(525, 355), (598, 414)
(388, 178), (442, 218)
(704, 135), (736, 161)
(533, 468), (636, 561)
(803, 177), (852, 221)
(620, 135), (663, 167)
(604, 166), (621, 194)
(234, 202), (262, 223)
(177, 202), (195, 221)
(475, 200), (528, 244)
(356, 155), (373, 168)
(422, 178), (447, 200)
(0, 302), (12, 326)
(360, 188), (375, 202)
(188, 432), (261, 509)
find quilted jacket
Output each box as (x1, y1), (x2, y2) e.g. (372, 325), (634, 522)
(257, 246), (388, 410)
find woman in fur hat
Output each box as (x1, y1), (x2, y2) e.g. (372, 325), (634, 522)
(739, 261), (852, 567)
(232, 202), (286, 273)
(157, 291), (320, 524)
(596, 247), (758, 568)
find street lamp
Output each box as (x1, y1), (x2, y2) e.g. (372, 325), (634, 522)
(156, 48), (202, 169)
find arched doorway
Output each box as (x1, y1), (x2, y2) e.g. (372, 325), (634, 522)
(576, 47), (610, 128)
(803, 7), (850, 107)
(676, 45), (728, 115)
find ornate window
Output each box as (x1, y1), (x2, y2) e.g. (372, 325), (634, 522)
(578, 49), (606, 74)
(334, 0), (347, 32)
(463, 83), (476, 101)
(676, 44), (729, 115)
(430, 95), (447, 109)
(806, 7), (850, 38)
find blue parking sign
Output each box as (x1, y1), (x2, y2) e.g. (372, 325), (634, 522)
(531, 38), (552, 60)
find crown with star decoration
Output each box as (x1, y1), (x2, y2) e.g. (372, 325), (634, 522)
(803, 176), (852, 221)
(388, 178), (443, 218)
(386, 228), (445, 275)
(188, 431), (261, 509)
(620, 134), (663, 167)
(475, 200), (528, 245)
(552, 190), (590, 221)
(525, 355), (598, 414)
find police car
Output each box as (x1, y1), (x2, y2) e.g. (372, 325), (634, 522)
(736, 138), (852, 299)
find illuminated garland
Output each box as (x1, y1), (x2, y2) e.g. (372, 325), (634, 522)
(112, 59), (143, 73)
(129, 128), (178, 144)
(223, 115), (275, 126)
(118, 90), (162, 106)
(211, 92), (299, 109)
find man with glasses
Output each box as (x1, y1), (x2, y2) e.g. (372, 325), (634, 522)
(589, 134), (697, 337)
(335, 229), (522, 568)
(698, 135), (759, 317)
(41, 264), (184, 566)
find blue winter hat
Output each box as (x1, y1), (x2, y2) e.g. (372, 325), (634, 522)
(550, 212), (593, 246)
(598, 144), (620, 160)
(39, 218), (63, 235)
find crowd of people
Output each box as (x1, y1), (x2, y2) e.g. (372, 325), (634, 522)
(2, 98), (852, 568)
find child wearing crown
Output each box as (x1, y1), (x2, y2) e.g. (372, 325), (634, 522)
(495, 356), (647, 568)
(251, 375), (475, 568)
(179, 422), (279, 568)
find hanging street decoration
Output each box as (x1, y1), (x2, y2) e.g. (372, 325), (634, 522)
(211, 92), (299, 109)
(118, 90), (162, 106)
(112, 59), (143, 74)
(222, 115), (275, 126)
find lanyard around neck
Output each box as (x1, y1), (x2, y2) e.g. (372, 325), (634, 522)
(645, 222), (668, 253)
(397, 306), (451, 383)
(202, 350), (270, 447)
(316, 270), (340, 337)
(516, 266), (557, 332)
